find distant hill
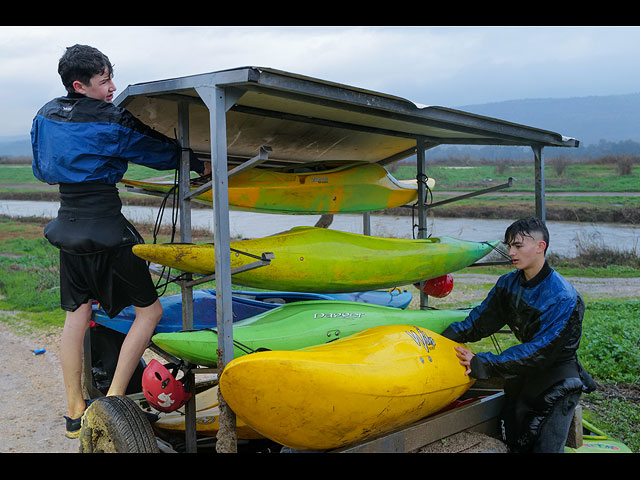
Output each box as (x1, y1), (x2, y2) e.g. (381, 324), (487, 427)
(0, 135), (32, 158)
(431, 92), (640, 160)
(456, 92), (640, 147)
(4, 92), (640, 159)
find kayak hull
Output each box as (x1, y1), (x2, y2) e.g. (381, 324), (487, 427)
(152, 385), (263, 439)
(132, 226), (498, 293)
(566, 439), (633, 453)
(151, 300), (471, 367)
(219, 324), (474, 450)
(91, 288), (412, 335)
(121, 161), (433, 215)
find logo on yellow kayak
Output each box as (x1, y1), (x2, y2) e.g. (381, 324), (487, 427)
(405, 327), (436, 352)
(195, 416), (218, 426)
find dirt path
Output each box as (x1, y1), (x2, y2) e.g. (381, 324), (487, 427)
(0, 315), (78, 453)
(457, 274), (640, 300)
(0, 275), (637, 453)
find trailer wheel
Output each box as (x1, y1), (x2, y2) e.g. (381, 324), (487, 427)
(79, 396), (159, 453)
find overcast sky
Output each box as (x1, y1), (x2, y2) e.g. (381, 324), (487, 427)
(3, 25), (640, 137)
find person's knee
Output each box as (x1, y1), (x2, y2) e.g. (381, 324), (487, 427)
(65, 301), (93, 328)
(135, 299), (163, 326)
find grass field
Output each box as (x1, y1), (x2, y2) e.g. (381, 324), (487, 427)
(392, 160), (640, 192)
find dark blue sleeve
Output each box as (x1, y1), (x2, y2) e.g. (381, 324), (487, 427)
(476, 295), (578, 377)
(113, 110), (180, 171)
(443, 280), (508, 343)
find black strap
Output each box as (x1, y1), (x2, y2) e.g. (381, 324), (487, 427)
(202, 328), (271, 355)
(411, 173), (433, 239)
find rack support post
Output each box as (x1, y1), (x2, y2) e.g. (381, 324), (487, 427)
(532, 145), (546, 222)
(416, 138), (429, 310)
(177, 101), (198, 453)
(196, 84), (238, 453)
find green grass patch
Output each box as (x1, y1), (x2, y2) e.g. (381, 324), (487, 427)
(0, 309), (66, 334)
(0, 236), (61, 312)
(579, 301), (640, 384)
(393, 162), (640, 192)
(0, 163), (176, 185)
(582, 392), (640, 453)
(0, 164), (42, 185)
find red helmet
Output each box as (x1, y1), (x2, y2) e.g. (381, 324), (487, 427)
(142, 359), (192, 413)
(421, 274), (454, 298)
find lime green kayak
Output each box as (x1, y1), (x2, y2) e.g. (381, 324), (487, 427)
(151, 300), (472, 367)
(564, 419), (633, 453)
(121, 161), (434, 215)
(133, 226), (499, 293)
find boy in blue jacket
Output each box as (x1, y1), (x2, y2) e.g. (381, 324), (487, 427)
(31, 44), (203, 438)
(441, 217), (596, 452)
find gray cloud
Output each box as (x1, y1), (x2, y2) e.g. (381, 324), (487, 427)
(3, 26), (640, 137)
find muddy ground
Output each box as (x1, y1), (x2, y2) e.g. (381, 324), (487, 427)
(1, 274), (638, 454)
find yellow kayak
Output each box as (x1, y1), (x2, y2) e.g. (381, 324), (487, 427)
(132, 226), (498, 293)
(219, 324), (475, 450)
(120, 161), (434, 214)
(152, 385), (263, 439)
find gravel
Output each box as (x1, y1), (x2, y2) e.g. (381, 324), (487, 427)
(0, 316), (78, 453)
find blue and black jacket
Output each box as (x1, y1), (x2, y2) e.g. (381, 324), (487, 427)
(31, 93), (182, 185)
(30, 93), (197, 254)
(442, 262), (585, 381)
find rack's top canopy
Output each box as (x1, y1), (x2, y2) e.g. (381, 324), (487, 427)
(115, 66), (579, 166)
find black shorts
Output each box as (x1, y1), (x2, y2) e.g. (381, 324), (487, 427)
(59, 244), (158, 318)
(49, 183), (159, 318)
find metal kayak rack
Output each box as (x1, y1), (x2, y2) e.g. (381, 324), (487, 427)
(100, 66), (579, 453)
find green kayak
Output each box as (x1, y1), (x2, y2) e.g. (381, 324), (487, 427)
(151, 300), (472, 367)
(565, 418), (633, 453)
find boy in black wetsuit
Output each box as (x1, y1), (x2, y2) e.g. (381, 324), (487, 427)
(31, 44), (203, 438)
(441, 217), (596, 452)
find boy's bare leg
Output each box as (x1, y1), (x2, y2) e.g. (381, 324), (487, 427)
(107, 299), (163, 396)
(60, 301), (93, 419)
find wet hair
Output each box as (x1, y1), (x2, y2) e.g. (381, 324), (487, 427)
(504, 216), (549, 254)
(58, 44), (113, 94)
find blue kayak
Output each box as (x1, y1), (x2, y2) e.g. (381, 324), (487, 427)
(91, 289), (412, 335)
(240, 289), (412, 309)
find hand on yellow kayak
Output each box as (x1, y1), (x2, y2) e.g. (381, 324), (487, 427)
(454, 345), (475, 376)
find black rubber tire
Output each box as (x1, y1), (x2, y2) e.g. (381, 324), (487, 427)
(79, 395), (159, 453)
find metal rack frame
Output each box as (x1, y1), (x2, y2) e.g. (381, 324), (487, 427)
(113, 66), (579, 453)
